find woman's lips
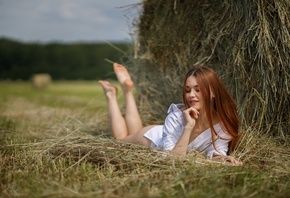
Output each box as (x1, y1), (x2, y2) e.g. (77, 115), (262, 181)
(189, 100), (198, 106)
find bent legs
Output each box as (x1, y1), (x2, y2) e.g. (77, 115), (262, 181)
(99, 63), (144, 140)
(113, 63), (143, 135)
(98, 80), (127, 139)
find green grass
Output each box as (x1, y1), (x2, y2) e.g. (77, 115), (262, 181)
(0, 81), (289, 198)
(0, 80), (125, 114)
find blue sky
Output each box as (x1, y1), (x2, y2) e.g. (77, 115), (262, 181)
(0, 0), (141, 43)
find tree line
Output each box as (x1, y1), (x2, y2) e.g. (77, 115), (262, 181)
(0, 38), (132, 80)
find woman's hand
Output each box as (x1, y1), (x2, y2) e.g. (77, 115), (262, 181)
(171, 107), (199, 156)
(212, 155), (243, 166)
(183, 107), (199, 129)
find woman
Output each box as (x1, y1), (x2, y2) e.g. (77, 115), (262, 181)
(99, 63), (242, 165)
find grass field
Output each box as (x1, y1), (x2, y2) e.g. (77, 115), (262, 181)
(0, 81), (289, 198)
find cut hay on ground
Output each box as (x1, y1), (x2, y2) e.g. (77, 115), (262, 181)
(1, 82), (289, 197)
(48, 133), (289, 168)
(3, 124), (288, 171)
(2, 129), (289, 197)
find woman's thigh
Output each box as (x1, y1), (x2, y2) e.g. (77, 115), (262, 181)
(123, 125), (157, 147)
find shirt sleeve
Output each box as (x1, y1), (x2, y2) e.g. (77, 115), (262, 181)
(162, 111), (184, 151)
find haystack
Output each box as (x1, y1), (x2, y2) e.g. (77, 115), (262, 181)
(131, 0), (290, 137)
(31, 73), (52, 89)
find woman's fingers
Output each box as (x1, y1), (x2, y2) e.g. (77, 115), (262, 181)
(213, 155), (243, 166)
(184, 107), (199, 119)
(224, 156), (243, 166)
(183, 107), (199, 128)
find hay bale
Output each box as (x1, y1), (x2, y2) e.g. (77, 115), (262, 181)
(130, 0), (290, 137)
(31, 73), (52, 89)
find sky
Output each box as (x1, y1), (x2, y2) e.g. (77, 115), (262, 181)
(0, 0), (142, 43)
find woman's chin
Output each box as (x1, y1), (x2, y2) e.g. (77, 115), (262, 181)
(189, 104), (200, 110)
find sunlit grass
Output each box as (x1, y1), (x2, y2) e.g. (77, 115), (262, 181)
(0, 81), (289, 198)
(0, 80), (124, 112)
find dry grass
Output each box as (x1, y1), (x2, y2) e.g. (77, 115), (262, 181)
(0, 81), (289, 197)
(1, 2), (289, 197)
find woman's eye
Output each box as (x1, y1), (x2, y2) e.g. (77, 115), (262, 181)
(185, 89), (191, 93)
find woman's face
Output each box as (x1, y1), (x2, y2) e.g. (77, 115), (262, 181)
(184, 76), (204, 111)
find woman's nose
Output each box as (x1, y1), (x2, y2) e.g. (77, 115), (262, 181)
(190, 90), (196, 97)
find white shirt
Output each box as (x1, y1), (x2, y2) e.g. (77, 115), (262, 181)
(144, 103), (232, 159)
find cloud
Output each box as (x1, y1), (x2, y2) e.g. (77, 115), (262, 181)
(0, 0), (141, 43)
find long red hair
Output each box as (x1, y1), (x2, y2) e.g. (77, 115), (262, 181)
(182, 64), (239, 153)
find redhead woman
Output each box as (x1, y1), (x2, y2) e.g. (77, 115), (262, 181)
(98, 63), (242, 166)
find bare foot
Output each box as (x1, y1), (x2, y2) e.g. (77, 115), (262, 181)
(113, 63), (134, 91)
(98, 80), (117, 98)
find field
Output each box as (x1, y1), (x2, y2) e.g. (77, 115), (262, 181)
(0, 81), (289, 198)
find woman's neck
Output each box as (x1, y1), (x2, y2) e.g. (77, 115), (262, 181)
(195, 111), (219, 130)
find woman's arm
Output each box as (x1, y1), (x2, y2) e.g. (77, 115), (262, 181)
(171, 107), (200, 156)
(170, 126), (198, 156)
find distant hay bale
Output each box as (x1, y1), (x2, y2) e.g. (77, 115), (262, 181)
(130, 0), (290, 137)
(31, 73), (52, 89)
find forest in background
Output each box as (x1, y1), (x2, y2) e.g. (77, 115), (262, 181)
(0, 38), (132, 80)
